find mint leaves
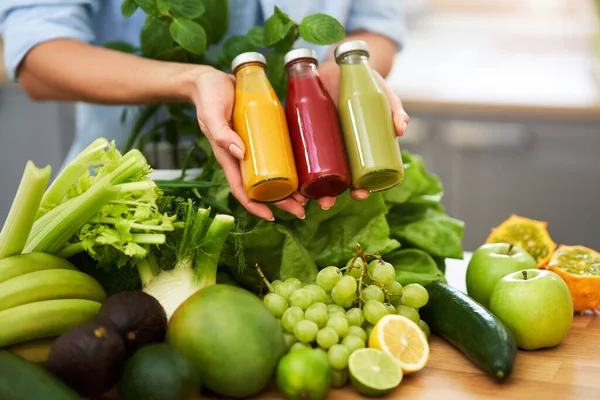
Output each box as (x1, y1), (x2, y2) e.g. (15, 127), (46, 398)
(120, 0), (138, 18)
(299, 13), (346, 45)
(264, 6), (295, 46)
(170, 0), (205, 19)
(141, 19), (173, 59)
(169, 19), (207, 55)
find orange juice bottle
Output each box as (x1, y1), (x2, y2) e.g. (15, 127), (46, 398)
(231, 52), (298, 203)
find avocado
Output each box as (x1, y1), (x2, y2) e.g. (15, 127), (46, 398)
(47, 322), (126, 398)
(95, 291), (167, 355)
(119, 343), (199, 400)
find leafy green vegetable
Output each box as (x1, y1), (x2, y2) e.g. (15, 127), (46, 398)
(247, 27), (265, 47)
(263, 7), (294, 46)
(383, 152), (443, 206)
(214, 151), (463, 291)
(224, 223), (318, 290)
(196, 0), (229, 45)
(169, 19), (207, 55)
(222, 36), (256, 67)
(141, 18), (174, 59)
(384, 248), (446, 287)
(121, 0), (139, 18)
(287, 193), (400, 268)
(266, 50), (287, 100)
(388, 203), (464, 259)
(133, 0), (156, 14)
(170, 0), (205, 19)
(298, 13), (346, 45)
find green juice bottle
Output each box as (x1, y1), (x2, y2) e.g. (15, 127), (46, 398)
(335, 40), (404, 192)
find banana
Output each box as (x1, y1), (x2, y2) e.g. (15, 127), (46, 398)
(0, 299), (102, 348)
(0, 269), (106, 312)
(6, 338), (56, 364)
(0, 252), (78, 284)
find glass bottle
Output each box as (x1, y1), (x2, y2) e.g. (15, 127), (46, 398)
(231, 52), (298, 203)
(335, 40), (404, 192)
(284, 48), (351, 199)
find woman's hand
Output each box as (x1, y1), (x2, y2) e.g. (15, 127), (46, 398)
(317, 60), (410, 202)
(191, 68), (306, 221)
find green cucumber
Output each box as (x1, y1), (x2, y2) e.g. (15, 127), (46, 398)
(0, 350), (81, 399)
(419, 282), (517, 381)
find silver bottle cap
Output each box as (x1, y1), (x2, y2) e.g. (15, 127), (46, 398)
(334, 40), (370, 62)
(283, 48), (318, 67)
(231, 52), (267, 73)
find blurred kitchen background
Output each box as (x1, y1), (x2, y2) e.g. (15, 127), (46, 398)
(1, 0), (599, 252)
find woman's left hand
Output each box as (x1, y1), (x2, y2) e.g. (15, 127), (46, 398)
(299, 60), (409, 209)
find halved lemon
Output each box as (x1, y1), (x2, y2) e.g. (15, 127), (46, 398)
(368, 314), (429, 374)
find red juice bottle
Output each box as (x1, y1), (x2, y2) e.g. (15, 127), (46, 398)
(284, 48), (351, 199)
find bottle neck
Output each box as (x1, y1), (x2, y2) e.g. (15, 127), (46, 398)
(234, 62), (267, 78)
(337, 52), (370, 66)
(285, 59), (319, 79)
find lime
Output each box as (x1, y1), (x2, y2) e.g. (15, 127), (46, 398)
(276, 348), (332, 400)
(119, 343), (198, 400)
(348, 348), (402, 397)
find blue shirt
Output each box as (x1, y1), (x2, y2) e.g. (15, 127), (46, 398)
(0, 0), (405, 165)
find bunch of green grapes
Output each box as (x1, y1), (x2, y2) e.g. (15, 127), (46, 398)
(262, 256), (431, 387)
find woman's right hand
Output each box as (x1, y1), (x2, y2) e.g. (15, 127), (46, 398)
(190, 68), (306, 221)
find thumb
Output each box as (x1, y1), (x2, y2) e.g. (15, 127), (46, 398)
(205, 116), (246, 161)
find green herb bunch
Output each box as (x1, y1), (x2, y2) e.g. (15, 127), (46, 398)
(106, 0), (346, 168)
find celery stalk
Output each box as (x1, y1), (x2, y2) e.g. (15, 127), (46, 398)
(28, 197), (76, 243)
(36, 138), (111, 219)
(0, 161), (51, 260)
(54, 242), (85, 259)
(24, 181), (118, 254)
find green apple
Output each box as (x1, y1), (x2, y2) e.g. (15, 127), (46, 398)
(466, 243), (537, 308)
(490, 269), (574, 350)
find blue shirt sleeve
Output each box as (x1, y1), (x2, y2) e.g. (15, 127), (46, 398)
(0, 1), (101, 82)
(346, 0), (406, 49)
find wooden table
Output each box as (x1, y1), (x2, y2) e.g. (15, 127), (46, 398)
(101, 308), (600, 400)
(213, 312), (594, 400)
(196, 256), (600, 400)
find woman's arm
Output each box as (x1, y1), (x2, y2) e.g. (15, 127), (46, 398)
(18, 39), (203, 104)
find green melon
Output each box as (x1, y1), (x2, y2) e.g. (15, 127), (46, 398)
(166, 284), (285, 398)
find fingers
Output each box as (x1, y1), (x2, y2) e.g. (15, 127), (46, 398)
(318, 196), (336, 210)
(374, 71), (410, 136)
(293, 192), (308, 206)
(350, 189), (370, 201)
(274, 197), (306, 219)
(317, 61), (340, 104)
(205, 116), (246, 160)
(392, 110), (410, 137)
(213, 146), (275, 221)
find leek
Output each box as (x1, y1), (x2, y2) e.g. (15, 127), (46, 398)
(0, 161), (51, 260)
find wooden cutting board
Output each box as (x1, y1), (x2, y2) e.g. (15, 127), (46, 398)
(194, 311), (599, 400)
